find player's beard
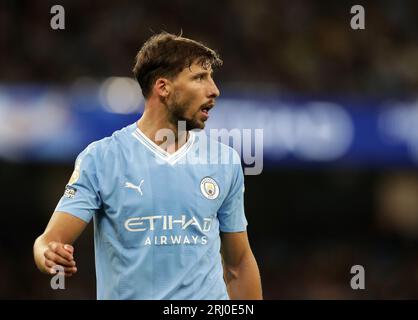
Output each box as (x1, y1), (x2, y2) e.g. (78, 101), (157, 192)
(166, 91), (205, 131)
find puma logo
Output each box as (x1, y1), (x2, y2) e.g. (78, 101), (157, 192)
(125, 179), (144, 196)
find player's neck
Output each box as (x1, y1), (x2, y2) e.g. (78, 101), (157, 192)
(136, 110), (189, 154)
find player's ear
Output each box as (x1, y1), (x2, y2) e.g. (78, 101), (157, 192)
(154, 78), (170, 98)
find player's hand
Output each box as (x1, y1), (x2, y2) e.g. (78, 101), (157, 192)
(44, 241), (77, 277)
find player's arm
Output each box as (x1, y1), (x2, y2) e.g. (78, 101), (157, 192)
(33, 211), (88, 277)
(35, 144), (101, 276)
(221, 231), (262, 300)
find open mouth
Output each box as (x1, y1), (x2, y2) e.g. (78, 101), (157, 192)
(200, 106), (213, 120)
(200, 103), (214, 116)
(201, 107), (210, 115)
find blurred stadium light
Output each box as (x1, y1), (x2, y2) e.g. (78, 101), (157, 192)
(378, 101), (418, 161)
(98, 77), (144, 114)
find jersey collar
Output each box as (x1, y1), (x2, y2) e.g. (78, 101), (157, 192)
(131, 125), (195, 165)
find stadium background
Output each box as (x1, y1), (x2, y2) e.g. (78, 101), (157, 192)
(1, 0), (418, 299)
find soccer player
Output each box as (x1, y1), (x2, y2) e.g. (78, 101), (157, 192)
(33, 32), (262, 300)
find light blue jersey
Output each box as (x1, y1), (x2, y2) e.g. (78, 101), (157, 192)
(55, 122), (247, 300)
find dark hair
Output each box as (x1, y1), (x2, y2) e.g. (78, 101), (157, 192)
(132, 32), (223, 98)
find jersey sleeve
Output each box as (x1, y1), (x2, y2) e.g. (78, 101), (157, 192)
(55, 144), (102, 223)
(217, 150), (248, 232)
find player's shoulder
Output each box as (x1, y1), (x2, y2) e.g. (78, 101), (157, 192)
(77, 122), (136, 161)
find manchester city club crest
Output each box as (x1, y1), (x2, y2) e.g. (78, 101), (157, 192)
(200, 177), (219, 200)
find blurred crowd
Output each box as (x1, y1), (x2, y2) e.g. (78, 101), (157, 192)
(1, 0), (418, 95)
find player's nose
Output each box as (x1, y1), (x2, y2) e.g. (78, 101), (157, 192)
(207, 79), (220, 99)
